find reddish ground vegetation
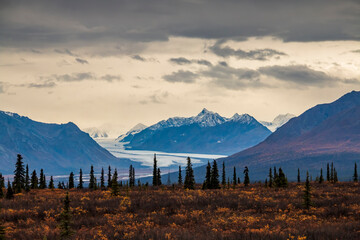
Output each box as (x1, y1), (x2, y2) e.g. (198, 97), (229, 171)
(1, 182), (360, 239)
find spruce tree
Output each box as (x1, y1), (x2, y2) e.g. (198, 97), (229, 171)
(25, 164), (30, 192)
(39, 169), (46, 189)
(132, 167), (135, 187)
(210, 160), (220, 189)
(221, 162), (226, 186)
(297, 168), (300, 183)
(178, 166), (182, 185)
(237, 177), (240, 184)
(202, 161), (211, 189)
(184, 157), (195, 190)
(31, 170), (38, 189)
(303, 171), (312, 210)
(330, 162), (334, 182)
(273, 167), (278, 187)
(353, 162), (358, 182)
(58, 182), (63, 189)
(153, 154), (158, 186)
(319, 168), (324, 183)
(68, 172), (74, 189)
(89, 165), (95, 190)
(13, 154), (25, 193)
(0, 184), (3, 198)
(334, 168), (338, 183)
(157, 168), (162, 185)
(277, 168), (287, 188)
(233, 167), (237, 186)
(243, 166), (250, 187)
(269, 168), (273, 187)
(78, 169), (83, 189)
(326, 163), (330, 181)
(49, 176), (55, 189)
(6, 180), (14, 199)
(129, 165), (133, 187)
(59, 192), (73, 238)
(111, 169), (119, 196)
(100, 168), (105, 189)
(0, 174), (4, 189)
(108, 166), (112, 188)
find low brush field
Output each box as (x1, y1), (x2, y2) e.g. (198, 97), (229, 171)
(1, 182), (360, 240)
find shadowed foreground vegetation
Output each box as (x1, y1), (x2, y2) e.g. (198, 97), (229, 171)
(1, 183), (360, 240)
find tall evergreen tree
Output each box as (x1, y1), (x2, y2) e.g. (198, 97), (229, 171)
(297, 168), (300, 183)
(243, 166), (250, 187)
(0, 183), (3, 198)
(319, 168), (324, 183)
(269, 168), (273, 187)
(184, 157), (195, 190)
(353, 162), (358, 182)
(100, 168), (105, 189)
(59, 192), (73, 238)
(202, 161), (211, 189)
(237, 177), (240, 184)
(49, 176), (55, 189)
(78, 169), (83, 189)
(0, 174), (4, 189)
(132, 167), (135, 186)
(111, 169), (119, 196)
(129, 165), (135, 187)
(334, 168), (338, 183)
(6, 180), (14, 200)
(277, 168), (288, 187)
(303, 171), (312, 210)
(210, 160), (220, 189)
(157, 168), (162, 185)
(68, 172), (74, 189)
(25, 164), (30, 192)
(221, 162), (226, 186)
(233, 167), (237, 186)
(330, 162), (334, 182)
(39, 169), (46, 189)
(108, 166), (112, 188)
(13, 154), (25, 193)
(89, 165), (95, 190)
(178, 166), (183, 185)
(153, 154), (158, 186)
(30, 170), (38, 189)
(326, 163), (330, 181)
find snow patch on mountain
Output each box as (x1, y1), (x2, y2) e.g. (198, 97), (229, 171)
(260, 113), (295, 132)
(116, 123), (147, 141)
(83, 127), (109, 139)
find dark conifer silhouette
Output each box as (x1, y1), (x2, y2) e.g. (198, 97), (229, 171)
(100, 168), (105, 189)
(233, 167), (237, 186)
(49, 176), (55, 189)
(276, 168), (288, 188)
(353, 162), (358, 182)
(210, 160), (220, 189)
(68, 172), (74, 189)
(184, 157), (195, 190)
(326, 163), (330, 181)
(6, 180), (14, 200)
(297, 168), (300, 183)
(13, 154), (25, 193)
(330, 162), (334, 182)
(153, 154), (158, 186)
(157, 168), (162, 185)
(30, 170), (38, 189)
(269, 168), (273, 187)
(111, 169), (119, 196)
(59, 192), (73, 238)
(78, 169), (83, 189)
(107, 166), (112, 188)
(178, 166), (182, 185)
(303, 171), (312, 210)
(334, 168), (338, 183)
(319, 168), (324, 183)
(202, 161), (211, 189)
(243, 166), (250, 187)
(25, 164), (30, 192)
(89, 165), (95, 190)
(221, 162), (226, 186)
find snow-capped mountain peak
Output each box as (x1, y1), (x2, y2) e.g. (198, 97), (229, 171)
(260, 113), (295, 132)
(129, 123), (147, 132)
(116, 123), (147, 141)
(193, 108), (225, 127)
(230, 113), (254, 123)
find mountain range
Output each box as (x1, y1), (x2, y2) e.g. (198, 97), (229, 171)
(118, 108), (272, 155)
(184, 90), (360, 182)
(83, 127), (109, 139)
(260, 113), (295, 132)
(0, 111), (141, 174)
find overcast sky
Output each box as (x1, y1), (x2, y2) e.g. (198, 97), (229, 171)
(1, 0), (359, 136)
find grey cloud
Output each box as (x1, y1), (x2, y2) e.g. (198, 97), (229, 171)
(132, 55), (146, 61)
(27, 81), (56, 88)
(100, 74), (122, 82)
(169, 57), (192, 65)
(54, 49), (77, 57)
(54, 72), (94, 82)
(209, 40), (287, 60)
(31, 49), (42, 54)
(0, 82), (4, 94)
(259, 65), (341, 87)
(163, 70), (198, 83)
(201, 64), (265, 90)
(1, 0), (359, 50)
(169, 57), (212, 66)
(75, 58), (89, 64)
(140, 92), (169, 104)
(351, 49), (360, 53)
